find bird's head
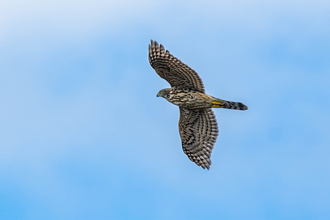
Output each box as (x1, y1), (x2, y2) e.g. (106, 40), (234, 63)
(157, 88), (171, 99)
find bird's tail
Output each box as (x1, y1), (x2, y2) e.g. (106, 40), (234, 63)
(211, 97), (248, 110)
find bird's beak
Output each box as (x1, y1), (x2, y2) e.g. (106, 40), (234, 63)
(156, 92), (160, 97)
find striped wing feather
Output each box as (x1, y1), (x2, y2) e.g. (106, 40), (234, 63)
(149, 40), (205, 93)
(178, 108), (218, 169)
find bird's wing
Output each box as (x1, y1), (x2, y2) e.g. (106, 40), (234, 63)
(178, 107), (218, 169)
(149, 40), (205, 93)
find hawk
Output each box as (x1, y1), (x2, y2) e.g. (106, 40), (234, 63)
(149, 40), (248, 169)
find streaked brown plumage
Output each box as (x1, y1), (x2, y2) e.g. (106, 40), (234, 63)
(149, 40), (248, 169)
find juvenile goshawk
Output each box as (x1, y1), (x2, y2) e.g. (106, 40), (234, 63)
(149, 40), (248, 169)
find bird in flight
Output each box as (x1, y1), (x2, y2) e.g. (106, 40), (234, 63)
(149, 40), (248, 169)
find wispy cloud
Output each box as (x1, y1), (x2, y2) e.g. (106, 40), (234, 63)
(0, 0), (329, 219)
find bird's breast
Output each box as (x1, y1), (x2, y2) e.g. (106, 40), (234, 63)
(167, 91), (213, 109)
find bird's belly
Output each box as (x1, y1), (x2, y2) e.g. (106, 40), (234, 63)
(168, 92), (212, 109)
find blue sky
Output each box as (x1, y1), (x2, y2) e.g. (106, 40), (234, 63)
(0, 0), (329, 219)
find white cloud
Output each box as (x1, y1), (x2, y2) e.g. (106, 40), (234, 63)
(0, 1), (329, 218)
(0, 0), (166, 42)
(1, 0), (329, 41)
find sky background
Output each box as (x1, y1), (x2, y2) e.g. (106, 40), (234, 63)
(0, 0), (329, 219)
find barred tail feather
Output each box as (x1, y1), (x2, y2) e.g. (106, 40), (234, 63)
(211, 98), (248, 110)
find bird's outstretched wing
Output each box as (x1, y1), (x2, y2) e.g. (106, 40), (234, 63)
(178, 107), (218, 169)
(149, 40), (205, 93)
